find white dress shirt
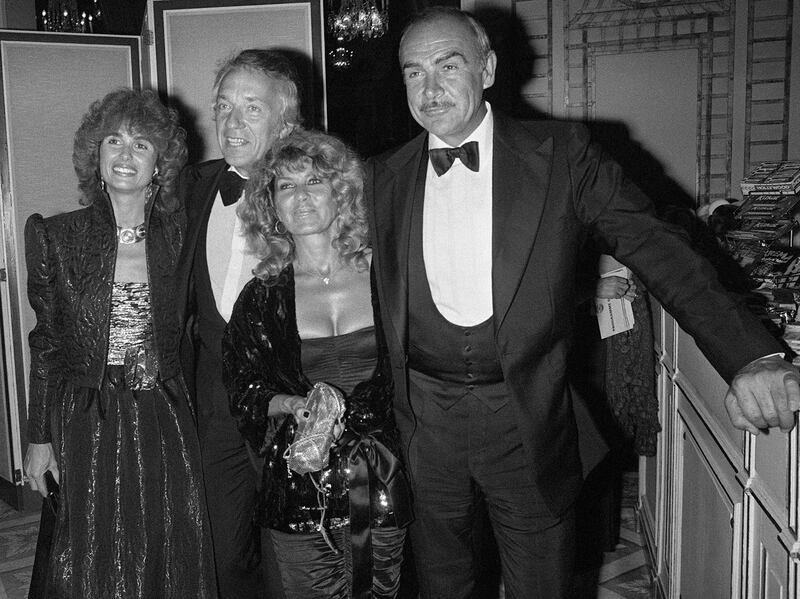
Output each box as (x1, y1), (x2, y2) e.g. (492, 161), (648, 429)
(423, 103), (494, 326)
(206, 167), (259, 322)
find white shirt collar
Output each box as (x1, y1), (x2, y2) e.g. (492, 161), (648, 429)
(428, 102), (493, 156)
(228, 165), (249, 179)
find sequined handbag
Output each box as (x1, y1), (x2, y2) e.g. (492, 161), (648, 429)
(283, 382), (346, 475)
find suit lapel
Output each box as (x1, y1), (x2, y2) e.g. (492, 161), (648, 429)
(491, 114), (554, 332)
(177, 159), (228, 328)
(371, 133), (427, 352)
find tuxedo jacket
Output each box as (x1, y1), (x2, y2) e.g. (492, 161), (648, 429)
(366, 112), (782, 514)
(176, 158), (230, 399)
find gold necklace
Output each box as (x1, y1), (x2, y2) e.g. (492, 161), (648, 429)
(294, 261), (343, 285)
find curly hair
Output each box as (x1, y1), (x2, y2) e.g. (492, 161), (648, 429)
(238, 128), (369, 282)
(73, 88), (187, 211)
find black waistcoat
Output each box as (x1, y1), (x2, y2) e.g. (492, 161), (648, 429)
(407, 187), (507, 410)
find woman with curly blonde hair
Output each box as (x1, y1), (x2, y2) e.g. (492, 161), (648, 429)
(23, 88), (216, 598)
(223, 129), (412, 598)
(238, 128), (371, 280)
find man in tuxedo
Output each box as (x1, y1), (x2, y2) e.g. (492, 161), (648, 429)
(177, 49), (300, 599)
(366, 8), (800, 598)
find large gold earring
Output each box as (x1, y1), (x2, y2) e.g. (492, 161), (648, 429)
(274, 220), (287, 235)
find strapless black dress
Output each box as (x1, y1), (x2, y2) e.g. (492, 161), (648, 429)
(259, 326), (396, 532)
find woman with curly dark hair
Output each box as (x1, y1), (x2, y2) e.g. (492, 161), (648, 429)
(23, 88), (217, 598)
(223, 128), (412, 598)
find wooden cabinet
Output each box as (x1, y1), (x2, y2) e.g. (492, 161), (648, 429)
(641, 302), (800, 598)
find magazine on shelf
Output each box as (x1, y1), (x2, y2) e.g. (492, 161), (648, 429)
(740, 161), (800, 195)
(746, 248), (800, 289)
(734, 193), (800, 221)
(726, 219), (796, 242)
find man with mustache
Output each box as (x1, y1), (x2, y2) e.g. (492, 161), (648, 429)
(366, 7), (799, 598)
(177, 49), (299, 598)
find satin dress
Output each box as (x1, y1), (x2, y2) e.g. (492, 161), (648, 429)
(45, 282), (217, 598)
(267, 327), (407, 599)
(224, 271), (413, 599)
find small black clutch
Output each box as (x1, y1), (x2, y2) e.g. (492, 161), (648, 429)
(44, 470), (59, 514)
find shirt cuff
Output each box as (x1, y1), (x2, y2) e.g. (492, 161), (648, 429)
(752, 352), (786, 363)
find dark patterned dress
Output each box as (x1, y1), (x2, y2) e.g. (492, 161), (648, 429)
(25, 200), (216, 599)
(43, 283), (216, 598)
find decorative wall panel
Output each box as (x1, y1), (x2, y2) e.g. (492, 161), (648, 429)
(0, 31), (139, 506)
(149, 0), (326, 164)
(742, 0), (794, 171)
(563, 0), (734, 204)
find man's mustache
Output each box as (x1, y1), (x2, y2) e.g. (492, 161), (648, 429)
(420, 100), (455, 112)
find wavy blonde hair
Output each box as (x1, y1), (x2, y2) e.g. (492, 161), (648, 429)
(238, 128), (369, 282)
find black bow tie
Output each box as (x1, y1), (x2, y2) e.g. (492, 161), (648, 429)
(428, 141), (480, 176)
(219, 170), (246, 206)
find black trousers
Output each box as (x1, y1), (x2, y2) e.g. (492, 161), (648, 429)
(404, 372), (576, 599)
(196, 342), (285, 599)
(199, 413), (262, 598)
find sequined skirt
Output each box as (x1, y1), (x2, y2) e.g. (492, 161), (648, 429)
(43, 368), (217, 598)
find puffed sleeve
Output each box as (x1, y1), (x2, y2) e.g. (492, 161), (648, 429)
(222, 279), (291, 455)
(24, 214), (61, 443)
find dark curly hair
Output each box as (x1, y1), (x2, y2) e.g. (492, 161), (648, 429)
(239, 128), (369, 282)
(73, 88), (187, 211)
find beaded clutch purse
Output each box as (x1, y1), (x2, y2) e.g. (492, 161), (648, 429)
(283, 382), (346, 475)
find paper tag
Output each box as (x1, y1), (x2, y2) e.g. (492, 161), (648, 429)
(595, 265), (635, 339)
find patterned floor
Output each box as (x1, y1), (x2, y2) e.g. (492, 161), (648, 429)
(591, 506), (652, 599)
(0, 473), (652, 599)
(0, 499), (39, 599)
(572, 470), (652, 599)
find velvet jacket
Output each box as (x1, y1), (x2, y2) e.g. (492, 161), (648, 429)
(222, 267), (412, 533)
(25, 191), (185, 443)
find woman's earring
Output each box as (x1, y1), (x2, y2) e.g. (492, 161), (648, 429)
(99, 178), (107, 193)
(274, 220), (287, 235)
(279, 120), (293, 139)
(152, 167), (159, 183)
(145, 183), (154, 202)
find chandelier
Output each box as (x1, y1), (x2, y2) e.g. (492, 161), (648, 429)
(327, 0), (387, 70)
(39, 0), (102, 33)
(328, 0), (389, 41)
